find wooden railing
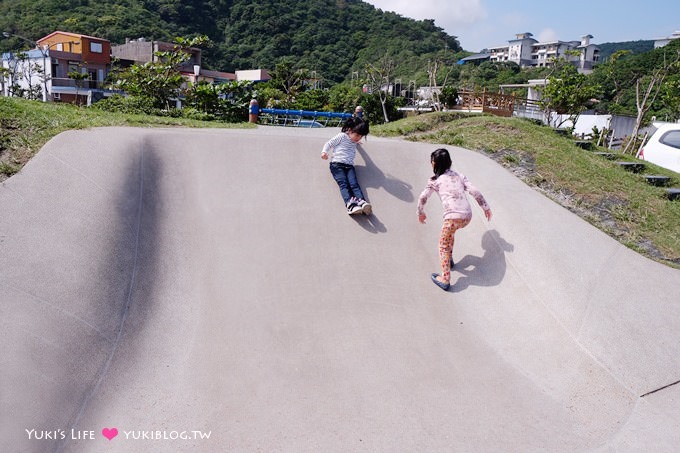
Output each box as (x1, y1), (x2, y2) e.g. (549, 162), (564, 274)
(454, 89), (516, 117)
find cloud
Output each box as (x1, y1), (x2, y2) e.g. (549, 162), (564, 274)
(366, 0), (507, 51)
(366, 0), (487, 26)
(537, 28), (559, 43)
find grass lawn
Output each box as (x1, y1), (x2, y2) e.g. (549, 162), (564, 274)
(0, 97), (254, 178)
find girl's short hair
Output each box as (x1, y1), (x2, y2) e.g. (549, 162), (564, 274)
(430, 148), (452, 180)
(342, 117), (369, 136)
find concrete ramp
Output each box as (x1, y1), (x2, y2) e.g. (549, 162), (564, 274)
(1, 126), (679, 452)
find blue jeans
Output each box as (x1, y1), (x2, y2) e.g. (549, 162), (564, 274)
(329, 162), (365, 205)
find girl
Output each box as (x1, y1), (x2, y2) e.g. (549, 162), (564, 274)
(321, 117), (372, 215)
(417, 148), (492, 291)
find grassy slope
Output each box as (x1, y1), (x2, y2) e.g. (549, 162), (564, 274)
(1, 99), (678, 266)
(0, 97), (254, 177)
(373, 111), (680, 267)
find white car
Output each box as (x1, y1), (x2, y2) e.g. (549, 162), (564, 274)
(637, 123), (680, 173)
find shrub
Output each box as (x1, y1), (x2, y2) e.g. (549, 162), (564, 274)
(91, 94), (157, 115)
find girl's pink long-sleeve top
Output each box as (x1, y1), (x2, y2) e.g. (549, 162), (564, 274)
(417, 169), (490, 220)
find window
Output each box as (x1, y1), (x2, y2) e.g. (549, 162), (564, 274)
(90, 42), (103, 53)
(660, 131), (680, 149)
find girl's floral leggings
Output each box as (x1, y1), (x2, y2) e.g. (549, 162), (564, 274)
(439, 218), (470, 282)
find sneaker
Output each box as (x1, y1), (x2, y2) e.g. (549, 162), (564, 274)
(357, 199), (372, 215)
(347, 202), (363, 215)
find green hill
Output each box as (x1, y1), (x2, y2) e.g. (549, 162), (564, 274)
(0, 0), (462, 84)
(597, 40), (655, 61)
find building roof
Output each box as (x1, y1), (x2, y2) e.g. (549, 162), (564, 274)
(457, 53), (491, 64)
(38, 30), (109, 43)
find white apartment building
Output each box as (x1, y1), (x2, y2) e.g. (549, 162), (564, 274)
(654, 30), (680, 48)
(489, 32), (600, 73)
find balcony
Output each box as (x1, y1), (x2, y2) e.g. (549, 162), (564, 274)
(51, 78), (106, 90)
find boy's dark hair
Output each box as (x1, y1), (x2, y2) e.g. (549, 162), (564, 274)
(430, 148), (452, 180)
(342, 116), (369, 136)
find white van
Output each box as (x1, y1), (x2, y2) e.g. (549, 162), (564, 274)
(637, 123), (680, 173)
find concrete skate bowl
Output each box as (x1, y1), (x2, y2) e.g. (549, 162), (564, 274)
(1, 126), (679, 452)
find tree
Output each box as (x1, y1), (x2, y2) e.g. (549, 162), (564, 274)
(183, 81), (221, 116)
(427, 59), (444, 111)
(660, 75), (680, 121)
(0, 0), (463, 87)
(327, 82), (362, 113)
(588, 39), (680, 119)
(267, 59), (310, 98)
(292, 88), (330, 111)
(605, 50), (634, 104)
(622, 49), (680, 154)
(439, 85), (458, 108)
(184, 80), (255, 122)
(215, 80), (255, 122)
(110, 35), (210, 110)
(67, 69), (88, 106)
(0, 66), (8, 95)
(255, 84), (290, 109)
(365, 52), (395, 123)
(114, 58), (185, 109)
(538, 63), (599, 131)
(4, 52), (43, 100)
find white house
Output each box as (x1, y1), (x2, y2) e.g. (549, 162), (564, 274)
(2, 49), (47, 100)
(235, 69), (271, 82)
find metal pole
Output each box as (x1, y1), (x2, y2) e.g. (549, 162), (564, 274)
(41, 48), (47, 101)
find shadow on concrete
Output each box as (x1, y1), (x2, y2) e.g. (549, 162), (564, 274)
(451, 229), (514, 292)
(53, 139), (163, 452)
(356, 144), (413, 203)
(351, 213), (387, 234)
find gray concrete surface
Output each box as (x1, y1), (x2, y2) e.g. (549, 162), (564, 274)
(1, 125), (679, 452)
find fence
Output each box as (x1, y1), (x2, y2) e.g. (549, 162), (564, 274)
(259, 108), (352, 127)
(454, 89), (515, 117)
(453, 89), (651, 150)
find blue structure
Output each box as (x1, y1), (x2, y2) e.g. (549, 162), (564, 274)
(456, 52), (491, 65)
(259, 108), (352, 127)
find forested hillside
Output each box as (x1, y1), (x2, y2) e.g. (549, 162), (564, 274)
(597, 40), (654, 61)
(0, 0), (462, 84)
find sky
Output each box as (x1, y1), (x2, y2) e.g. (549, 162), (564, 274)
(364, 0), (680, 53)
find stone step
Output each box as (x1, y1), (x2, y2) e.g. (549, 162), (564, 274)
(574, 140), (593, 150)
(644, 175), (672, 187)
(665, 188), (680, 201)
(593, 152), (616, 160)
(616, 161), (645, 173)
